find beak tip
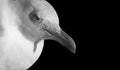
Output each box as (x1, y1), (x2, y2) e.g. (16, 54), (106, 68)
(71, 49), (76, 54)
(71, 43), (76, 54)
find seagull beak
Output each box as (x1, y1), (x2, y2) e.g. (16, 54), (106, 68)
(43, 24), (76, 53)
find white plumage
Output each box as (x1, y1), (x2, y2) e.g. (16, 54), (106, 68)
(0, 0), (76, 70)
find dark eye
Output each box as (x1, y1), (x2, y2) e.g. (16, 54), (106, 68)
(29, 11), (42, 23)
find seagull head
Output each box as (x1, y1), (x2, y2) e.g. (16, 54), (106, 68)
(7, 0), (76, 53)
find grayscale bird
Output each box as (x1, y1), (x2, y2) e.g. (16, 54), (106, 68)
(0, 0), (76, 70)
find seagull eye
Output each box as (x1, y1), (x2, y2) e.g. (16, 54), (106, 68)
(29, 10), (43, 23)
(29, 10), (47, 30)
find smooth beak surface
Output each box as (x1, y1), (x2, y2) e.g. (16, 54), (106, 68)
(44, 28), (76, 53)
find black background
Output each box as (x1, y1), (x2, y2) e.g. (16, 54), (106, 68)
(29, 0), (80, 70)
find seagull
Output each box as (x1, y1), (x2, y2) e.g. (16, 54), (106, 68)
(0, 0), (76, 70)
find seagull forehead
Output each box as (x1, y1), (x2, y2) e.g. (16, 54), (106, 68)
(36, 0), (59, 25)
